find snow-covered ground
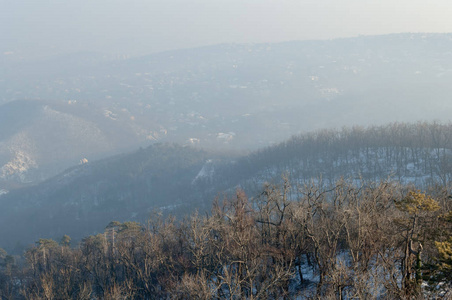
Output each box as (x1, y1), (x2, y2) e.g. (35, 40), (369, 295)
(242, 147), (452, 191)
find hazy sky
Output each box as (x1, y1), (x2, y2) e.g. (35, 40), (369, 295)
(2, 0), (452, 59)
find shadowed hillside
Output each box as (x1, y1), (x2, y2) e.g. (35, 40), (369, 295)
(2, 122), (452, 251)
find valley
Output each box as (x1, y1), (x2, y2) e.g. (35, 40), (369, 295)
(2, 33), (452, 298)
(2, 34), (452, 189)
(1, 122), (452, 251)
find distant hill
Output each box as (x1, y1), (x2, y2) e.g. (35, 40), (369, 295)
(0, 143), (209, 251)
(2, 34), (452, 187)
(2, 122), (452, 251)
(0, 99), (153, 188)
(213, 122), (452, 190)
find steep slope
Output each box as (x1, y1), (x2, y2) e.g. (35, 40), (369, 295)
(212, 122), (452, 191)
(2, 122), (452, 251)
(0, 99), (154, 188)
(0, 143), (208, 250)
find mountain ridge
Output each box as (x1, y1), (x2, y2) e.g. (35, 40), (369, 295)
(3, 33), (452, 187)
(2, 122), (452, 251)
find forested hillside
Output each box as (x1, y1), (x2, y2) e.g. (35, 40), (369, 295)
(215, 122), (452, 190)
(0, 144), (209, 251)
(3, 34), (452, 187)
(4, 2), (452, 298)
(1, 179), (451, 299)
(2, 122), (452, 255)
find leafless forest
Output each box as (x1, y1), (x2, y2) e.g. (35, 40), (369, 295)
(1, 178), (451, 299)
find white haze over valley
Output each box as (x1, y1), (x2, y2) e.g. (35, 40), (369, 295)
(1, 0), (452, 234)
(3, 2), (452, 298)
(1, 1), (452, 187)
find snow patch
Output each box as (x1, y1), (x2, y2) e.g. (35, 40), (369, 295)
(193, 159), (215, 184)
(0, 189), (8, 197)
(1, 150), (38, 181)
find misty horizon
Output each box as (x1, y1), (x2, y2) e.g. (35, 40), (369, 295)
(2, 2), (452, 297)
(3, 1), (452, 60)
